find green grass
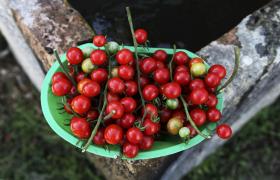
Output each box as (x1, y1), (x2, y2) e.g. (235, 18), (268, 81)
(185, 99), (280, 180)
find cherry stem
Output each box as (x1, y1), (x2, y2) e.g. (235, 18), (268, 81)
(82, 47), (113, 153)
(217, 47), (240, 92)
(54, 50), (77, 87)
(126, 7), (147, 124)
(168, 44), (177, 80)
(179, 96), (211, 139)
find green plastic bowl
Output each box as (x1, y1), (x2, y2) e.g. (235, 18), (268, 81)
(41, 43), (223, 160)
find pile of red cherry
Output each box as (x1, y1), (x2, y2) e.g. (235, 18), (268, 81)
(51, 29), (232, 158)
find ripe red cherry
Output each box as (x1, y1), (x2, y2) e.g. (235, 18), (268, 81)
(118, 65), (135, 80)
(126, 127), (144, 144)
(93, 35), (106, 47)
(116, 49), (134, 65)
(174, 51), (189, 65)
(190, 108), (207, 126)
(172, 110), (186, 122)
(120, 97), (137, 113)
(70, 117), (90, 138)
(106, 92), (120, 103)
(189, 57), (203, 67)
(104, 124), (123, 144)
(142, 103), (158, 119)
(174, 70), (191, 86)
(189, 88), (209, 105)
(71, 95), (91, 114)
(175, 65), (189, 73)
(205, 73), (221, 88)
(66, 47), (83, 65)
(160, 108), (173, 123)
(125, 81), (138, 96)
(108, 77), (125, 94)
(140, 57), (157, 74)
(139, 136), (154, 150)
(186, 124), (197, 137)
(216, 124), (232, 139)
(153, 50), (167, 62)
(206, 94), (218, 107)
(75, 72), (86, 82)
(93, 129), (105, 145)
(153, 68), (170, 84)
(135, 29), (148, 44)
(119, 113), (136, 129)
(156, 60), (166, 69)
(162, 82), (182, 99)
(87, 110), (99, 120)
(52, 78), (71, 96)
(139, 76), (150, 88)
(189, 79), (205, 91)
(207, 108), (221, 122)
(123, 142), (139, 158)
(208, 64), (227, 79)
(90, 68), (108, 83)
(143, 118), (160, 136)
(106, 101), (124, 119)
(64, 99), (73, 114)
(52, 72), (67, 83)
(90, 50), (107, 65)
(142, 84), (159, 101)
(82, 80), (100, 97)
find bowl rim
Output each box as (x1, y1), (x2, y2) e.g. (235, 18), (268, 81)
(40, 43), (224, 160)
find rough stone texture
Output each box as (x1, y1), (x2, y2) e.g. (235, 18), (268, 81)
(2, 0), (280, 179)
(9, 0), (94, 70)
(162, 0), (280, 179)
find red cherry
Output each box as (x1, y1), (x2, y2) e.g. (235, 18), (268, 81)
(153, 68), (170, 84)
(143, 118), (160, 136)
(162, 82), (182, 99)
(126, 127), (144, 144)
(139, 136), (154, 150)
(140, 57), (157, 74)
(108, 77), (125, 94)
(208, 64), (227, 79)
(64, 99), (73, 114)
(77, 78), (91, 93)
(174, 51), (189, 65)
(175, 65), (189, 73)
(207, 108), (221, 122)
(216, 124), (232, 139)
(116, 49), (134, 65)
(106, 101), (124, 119)
(93, 35), (106, 47)
(70, 117), (90, 138)
(87, 110), (99, 121)
(142, 84), (159, 101)
(153, 50), (167, 62)
(52, 78), (71, 96)
(142, 103), (158, 119)
(206, 94), (218, 107)
(186, 124), (197, 137)
(190, 108), (207, 126)
(66, 47), (83, 65)
(122, 143), (139, 158)
(75, 72), (86, 82)
(104, 124), (123, 144)
(106, 92), (120, 103)
(90, 50), (107, 65)
(90, 68), (108, 83)
(189, 88), (209, 105)
(156, 60), (166, 69)
(125, 81), (138, 96)
(82, 80), (100, 97)
(189, 79), (205, 91)
(205, 73), (221, 88)
(118, 65), (135, 80)
(139, 76), (150, 88)
(159, 108), (173, 123)
(71, 95), (91, 115)
(120, 97), (137, 113)
(119, 113), (136, 129)
(174, 70), (191, 86)
(93, 129), (106, 145)
(172, 110), (186, 122)
(135, 29), (148, 44)
(52, 72), (67, 83)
